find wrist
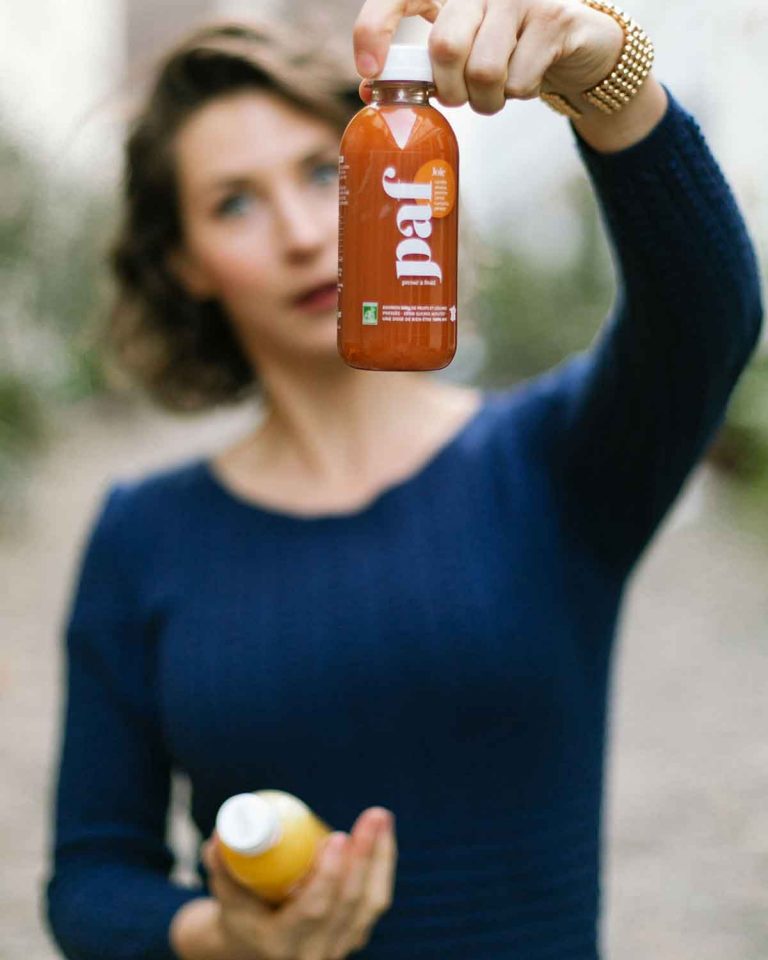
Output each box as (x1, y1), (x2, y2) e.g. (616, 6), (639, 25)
(556, 4), (625, 101)
(542, 0), (656, 137)
(570, 74), (668, 154)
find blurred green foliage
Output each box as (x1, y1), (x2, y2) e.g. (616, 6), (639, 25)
(710, 353), (768, 534)
(470, 174), (768, 526)
(0, 372), (47, 513)
(0, 123), (113, 510)
(473, 177), (612, 386)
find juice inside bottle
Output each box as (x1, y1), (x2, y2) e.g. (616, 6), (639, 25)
(338, 45), (459, 371)
(214, 790), (332, 903)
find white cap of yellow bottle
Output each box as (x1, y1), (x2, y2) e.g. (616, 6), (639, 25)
(215, 792), (283, 855)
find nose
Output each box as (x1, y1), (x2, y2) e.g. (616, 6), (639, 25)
(273, 186), (327, 260)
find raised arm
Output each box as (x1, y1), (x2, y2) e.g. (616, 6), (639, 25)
(349, 0), (763, 574)
(44, 486), (205, 960)
(542, 88), (763, 572)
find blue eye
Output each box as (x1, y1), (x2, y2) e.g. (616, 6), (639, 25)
(217, 193), (252, 217)
(312, 162), (339, 185)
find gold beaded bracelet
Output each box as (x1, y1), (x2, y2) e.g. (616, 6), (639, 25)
(540, 0), (655, 120)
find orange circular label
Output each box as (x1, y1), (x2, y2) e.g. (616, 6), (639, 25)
(414, 159), (456, 219)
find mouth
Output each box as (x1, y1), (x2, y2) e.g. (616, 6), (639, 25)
(293, 280), (338, 312)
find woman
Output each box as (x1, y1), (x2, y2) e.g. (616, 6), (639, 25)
(44, 2), (762, 959)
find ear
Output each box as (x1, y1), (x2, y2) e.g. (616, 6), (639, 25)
(167, 247), (217, 300)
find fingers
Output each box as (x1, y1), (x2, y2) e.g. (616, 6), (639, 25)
(267, 833), (349, 960)
(203, 811), (397, 960)
(361, 812), (397, 918)
(336, 810), (397, 956)
(428, 0), (485, 108)
(353, 0), (445, 78)
(461, 1), (522, 114)
(504, 3), (571, 100)
(202, 837), (271, 917)
(320, 808), (391, 957)
(277, 831), (349, 941)
(355, 0), (579, 118)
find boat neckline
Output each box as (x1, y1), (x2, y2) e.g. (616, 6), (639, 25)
(197, 388), (497, 524)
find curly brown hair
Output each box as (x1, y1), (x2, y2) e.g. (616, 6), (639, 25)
(108, 20), (361, 412)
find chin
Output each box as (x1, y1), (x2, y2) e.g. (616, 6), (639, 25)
(295, 314), (343, 358)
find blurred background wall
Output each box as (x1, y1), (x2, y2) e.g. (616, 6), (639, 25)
(0, 2), (766, 959)
(3, 0), (768, 245)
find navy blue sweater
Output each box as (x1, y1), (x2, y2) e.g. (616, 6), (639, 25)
(44, 88), (763, 960)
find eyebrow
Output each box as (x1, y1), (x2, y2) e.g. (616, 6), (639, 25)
(203, 145), (338, 196)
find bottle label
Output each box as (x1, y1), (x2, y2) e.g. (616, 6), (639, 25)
(362, 301), (379, 325)
(338, 149), (458, 330)
(375, 303), (455, 324)
(413, 159), (456, 219)
(381, 165), (442, 282)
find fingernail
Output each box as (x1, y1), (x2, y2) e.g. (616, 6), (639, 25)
(376, 810), (393, 832)
(356, 52), (379, 78)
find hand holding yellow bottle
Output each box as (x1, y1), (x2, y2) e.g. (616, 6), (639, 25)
(213, 790), (332, 903)
(200, 799), (397, 960)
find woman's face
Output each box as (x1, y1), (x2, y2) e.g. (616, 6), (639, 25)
(171, 90), (343, 366)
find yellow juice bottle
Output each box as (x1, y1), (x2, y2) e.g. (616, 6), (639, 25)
(214, 790), (332, 903)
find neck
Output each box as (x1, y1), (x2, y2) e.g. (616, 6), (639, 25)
(248, 356), (450, 485)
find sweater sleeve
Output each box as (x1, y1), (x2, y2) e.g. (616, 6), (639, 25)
(44, 485), (205, 960)
(539, 85), (763, 573)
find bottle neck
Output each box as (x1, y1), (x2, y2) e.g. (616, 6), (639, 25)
(370, 81), (434, 105)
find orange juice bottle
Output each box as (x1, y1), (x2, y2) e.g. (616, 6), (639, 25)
(214, 790), (332, 903)
(338, 44), (459, 371)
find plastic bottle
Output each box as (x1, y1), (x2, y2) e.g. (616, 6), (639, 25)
(338, 44), (459, 371)
(214, 790), (332, 903)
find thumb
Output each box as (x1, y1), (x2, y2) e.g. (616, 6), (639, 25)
(352, 0), (443, 79)
(358, 79), (373, 104)
(201, 832), (225, 874)
(201, 840), (213, 870)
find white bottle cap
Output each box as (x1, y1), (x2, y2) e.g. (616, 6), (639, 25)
(376, 44), (434, 83)
(215, 793), (282, 855)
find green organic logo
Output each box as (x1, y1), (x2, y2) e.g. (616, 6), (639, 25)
(362, 301), (378, 325)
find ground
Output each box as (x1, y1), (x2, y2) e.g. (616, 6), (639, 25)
(1, 396), (766, 959)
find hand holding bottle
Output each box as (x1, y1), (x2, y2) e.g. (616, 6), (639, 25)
(352, 0), (626, 114)
(202, 806), (397, 960)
